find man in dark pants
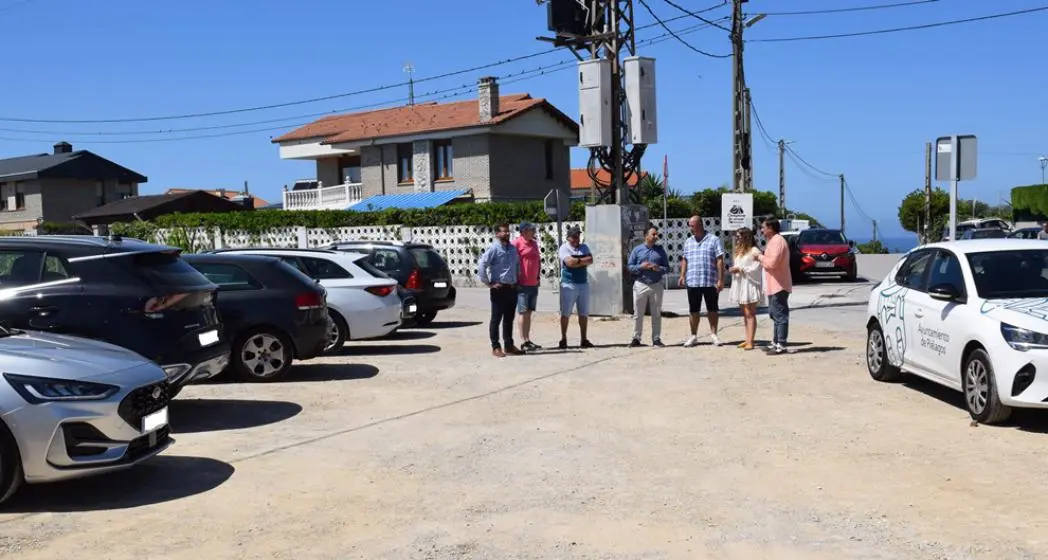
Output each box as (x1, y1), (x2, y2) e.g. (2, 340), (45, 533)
(477, 222), (523, 357)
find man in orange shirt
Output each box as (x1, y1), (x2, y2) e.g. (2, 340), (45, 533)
(758, 219), (793, 354)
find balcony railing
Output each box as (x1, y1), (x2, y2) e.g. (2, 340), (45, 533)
(283, 181), (363, 211)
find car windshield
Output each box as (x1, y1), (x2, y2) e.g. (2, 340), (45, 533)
(967, 229), (1006, 239)
(967, 249), (1048, 299)
(797, 230), (847, 245)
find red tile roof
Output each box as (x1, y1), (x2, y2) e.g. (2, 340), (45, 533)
(272, 94), (578, 145)
(570, 168), (649, 190)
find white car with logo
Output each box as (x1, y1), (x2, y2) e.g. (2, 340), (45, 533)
(866, 239), (1048, 424)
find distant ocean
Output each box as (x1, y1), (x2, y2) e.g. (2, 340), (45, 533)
(851, 235), (919, 254)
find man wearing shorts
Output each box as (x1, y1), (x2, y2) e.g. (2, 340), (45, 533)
(514, 222), (542, 351)
(678, 215), (725, 347)
(558, 226), (594, 349)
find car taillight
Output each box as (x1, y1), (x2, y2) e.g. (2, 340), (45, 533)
(406, 269), (422, 290)
(365, 285), (395, 298)
(295, 291), (324, 310)
(144, 293), (190, 314)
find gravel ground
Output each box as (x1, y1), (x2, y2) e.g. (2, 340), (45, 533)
(2, 308), (1047, 559)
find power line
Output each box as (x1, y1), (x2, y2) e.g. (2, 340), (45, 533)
(785, 145), (838, 178)
(749, 5), (1048, 42)
(0, 16), (731, 143)
(0, 5), (730, 125)
(637, 0), (732, 58)
(658, 0), (732, 31)
(757, 0), (939, 16)
(844, 178), (875, 223)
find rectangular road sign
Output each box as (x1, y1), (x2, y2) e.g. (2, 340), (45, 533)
(721, 193), (753, 231)
(935, 135), (977, 182)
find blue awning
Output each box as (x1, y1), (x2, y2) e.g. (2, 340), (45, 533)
(348, 189), (469, 212)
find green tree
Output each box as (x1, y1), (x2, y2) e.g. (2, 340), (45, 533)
(899, 188), (1012, 243)
(857, 240), (888, 254)
(688, 187), (779, 217)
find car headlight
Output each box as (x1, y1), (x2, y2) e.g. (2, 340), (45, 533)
(3, 373), (120, 404)
(1000, 324), (1048, 351)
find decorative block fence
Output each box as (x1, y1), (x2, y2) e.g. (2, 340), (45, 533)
(142, 217), (769, 287)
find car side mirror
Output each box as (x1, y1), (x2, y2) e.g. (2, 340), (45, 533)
(928, 283), (961, 302)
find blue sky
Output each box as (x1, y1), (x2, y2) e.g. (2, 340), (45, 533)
(0, 0), (1045, 239)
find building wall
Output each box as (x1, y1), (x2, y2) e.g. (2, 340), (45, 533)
(488, 134), (570, 202)
(0, 179), (43, 229)
(39, 179), (137, 224)
(315, 158), (341, 189)
(360, 145), (399, 198)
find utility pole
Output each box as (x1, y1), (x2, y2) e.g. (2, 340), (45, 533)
(839, 174), (846, 234)
(924, 142), (932, 244)
(730, 0), (748, 192)
(777, 138), (793, 218)
(873, 219), (878, 243)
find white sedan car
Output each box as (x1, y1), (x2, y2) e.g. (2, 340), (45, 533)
(214, 248), (401, 353)
(866, 239), (1048, 424)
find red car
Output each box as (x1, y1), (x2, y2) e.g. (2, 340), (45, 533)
(790, 228), (858, 281)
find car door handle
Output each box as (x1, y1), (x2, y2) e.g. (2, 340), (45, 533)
(913, 310), (924, 318)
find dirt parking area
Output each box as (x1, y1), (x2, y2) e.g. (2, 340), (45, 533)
(2, 308), (1048, 559)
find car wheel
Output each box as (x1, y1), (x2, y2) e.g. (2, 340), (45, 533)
(415, 310), (437, 327)
(324, 310), (348, 354)
(963, 348), (1012, 425)
(866, 323), (903, 382)
(0, 421), (24, 506)
(232, 328), (293, 382)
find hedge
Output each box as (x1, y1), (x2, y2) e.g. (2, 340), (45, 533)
(1011, 184), (1048, 221)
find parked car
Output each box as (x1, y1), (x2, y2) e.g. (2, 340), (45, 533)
(0, 235), (229, 396)
(323, 241), (456, 326)
(0, 327), (173, 505)
(961, 228), (1007, 240)
(866, 239), (1048, 424)
(182, 253), (329, 382)
(790, 228), (857, 281)
(208, 248), (401, 353)
(1009, 227), (1042, 239)
(940, 217), (1012, 241)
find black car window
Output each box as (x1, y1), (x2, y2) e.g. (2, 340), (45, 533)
(370, 249), (403, 273)
(42, 255), (70, 282)
(128, 251), (214, 291)
(300, 257), (352, 279)
(0, 251), (43, 287)
(277, 256), (307, 273)
(926, 250), (966, 298)
(895, 250), (933, 291)
(409, 247), (448, 270)
(797, 230), (847, 245)
(354, 257), (391, 279)
(190, 263), (262, 291)
(968, 249), (1048, 299)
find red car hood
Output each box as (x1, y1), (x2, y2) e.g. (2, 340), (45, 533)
(798, 244), (851, 255)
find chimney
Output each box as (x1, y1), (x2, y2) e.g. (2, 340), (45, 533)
(478, 76), (499, 122)
(53, 141), (72, 154)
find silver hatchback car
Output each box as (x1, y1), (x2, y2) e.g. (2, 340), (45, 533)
(0, 327), (173, 505)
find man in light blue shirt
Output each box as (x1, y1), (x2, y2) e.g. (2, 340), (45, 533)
(477, 222), (523, 357)
(627, 225), (670, 347)
(557, 226), (594, 349)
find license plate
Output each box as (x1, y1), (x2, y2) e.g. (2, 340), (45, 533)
(433, 281), (447, 288)
(198, 329), (219, 347)
(408, 304), (417, 313)
(142, 407), (168, 432)
(815, 261), (835, 268)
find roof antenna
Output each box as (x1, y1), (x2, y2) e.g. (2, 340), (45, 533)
(404, 62), (415, 106)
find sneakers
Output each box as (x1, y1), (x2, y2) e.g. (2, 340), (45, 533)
(652, 339), (665, 348)
(580, 339), (595, 349)
(629, 339), (644, 348)
(522, 341), (542, 351)
(682, 335), (699, 348)
(710, 334), (723, 347)
(767, 343), (788, 354)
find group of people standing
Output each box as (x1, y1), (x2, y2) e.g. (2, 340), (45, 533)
(476, 217), (794, 357)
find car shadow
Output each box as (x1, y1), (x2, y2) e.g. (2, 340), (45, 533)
(169, 398), (302, 434)
(2, 455), (234, 513)
(289, 363), (380, 382)
(902, 376), (1048, 433)
(339, 344), (441, 356)
(384, 330), (437, 341)
(419, 321), (482, 329)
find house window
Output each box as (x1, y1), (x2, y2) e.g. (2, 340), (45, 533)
(0, 183), (7, 211)
(14, 183), (24, 210)
(397, 143), (414, 184)
(432, 140), (453, 180)
(544, 139), (554, 180)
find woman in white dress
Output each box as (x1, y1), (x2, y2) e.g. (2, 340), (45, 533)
(728, 227), (764, 350)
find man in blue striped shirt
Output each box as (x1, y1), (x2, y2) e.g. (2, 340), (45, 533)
(477, 222), (523, 357)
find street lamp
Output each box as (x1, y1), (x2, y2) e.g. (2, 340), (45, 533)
(1040, 156), (1047, 185)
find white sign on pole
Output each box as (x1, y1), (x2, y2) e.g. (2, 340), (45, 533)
(721, 193), (753, 231)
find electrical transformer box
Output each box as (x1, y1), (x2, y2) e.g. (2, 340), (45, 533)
(624, 56), (658, 145)
(578, 59), (613, 148)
